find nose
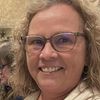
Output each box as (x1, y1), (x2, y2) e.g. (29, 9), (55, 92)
(39, 42), (58, 60)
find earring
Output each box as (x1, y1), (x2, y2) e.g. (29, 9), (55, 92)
(82, 65), (88, 80)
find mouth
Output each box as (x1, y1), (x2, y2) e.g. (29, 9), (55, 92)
(39, 66), (63, 73)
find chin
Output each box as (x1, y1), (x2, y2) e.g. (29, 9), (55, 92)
(38, 80), (60, 92)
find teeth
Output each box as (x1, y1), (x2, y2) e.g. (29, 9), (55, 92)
(40, 67), (62, 73)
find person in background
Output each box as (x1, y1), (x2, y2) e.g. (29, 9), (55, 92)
(11, 0), (100, 100)
(0, 41), (14, 99)
(0, 40), (24, 100)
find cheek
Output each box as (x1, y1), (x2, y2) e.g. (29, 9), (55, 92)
(61, 42), (86, 75)
(61, 50), (85, 67)
(60, 52), (85, 89)
(62, 53), (85, 78)
(71, 40), (86, 67)
(26, 53), (39, 75)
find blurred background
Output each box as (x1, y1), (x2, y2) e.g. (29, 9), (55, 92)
(0, 0), (100, 41)
(0, 0), (30, 41)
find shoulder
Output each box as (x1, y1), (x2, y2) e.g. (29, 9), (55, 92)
(24, 91), (40, 100)
(64, 82), (100, 100)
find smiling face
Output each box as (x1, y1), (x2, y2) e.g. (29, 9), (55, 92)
(26, 4), (86, 96)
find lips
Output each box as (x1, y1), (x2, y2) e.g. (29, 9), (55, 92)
(39, 66), (63, 73)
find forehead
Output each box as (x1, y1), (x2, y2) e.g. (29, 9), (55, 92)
(28, 4), (84, 36)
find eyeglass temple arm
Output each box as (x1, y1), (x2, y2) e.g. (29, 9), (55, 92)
(76, 32), (85, 36)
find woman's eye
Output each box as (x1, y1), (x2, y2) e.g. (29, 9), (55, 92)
(29, 39), (43, 46)
(57, 37), (72, 44)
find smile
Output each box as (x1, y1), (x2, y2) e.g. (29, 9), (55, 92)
(39, 67), (63, 73)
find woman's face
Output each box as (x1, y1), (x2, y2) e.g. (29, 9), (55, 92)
(26, 4), (86, 95)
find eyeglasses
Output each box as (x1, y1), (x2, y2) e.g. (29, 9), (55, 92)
(21, 32), (85, 53)
(0, 64), (8, 70)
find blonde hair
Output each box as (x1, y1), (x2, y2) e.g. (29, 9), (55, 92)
(12, 0), (100, 97)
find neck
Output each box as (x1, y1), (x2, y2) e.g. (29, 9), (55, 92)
(38, 92), (67, 100)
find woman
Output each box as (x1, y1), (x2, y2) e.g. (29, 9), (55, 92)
(12, 0), (100, 100)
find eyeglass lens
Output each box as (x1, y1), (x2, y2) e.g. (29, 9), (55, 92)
(24, 32), (78, 53)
